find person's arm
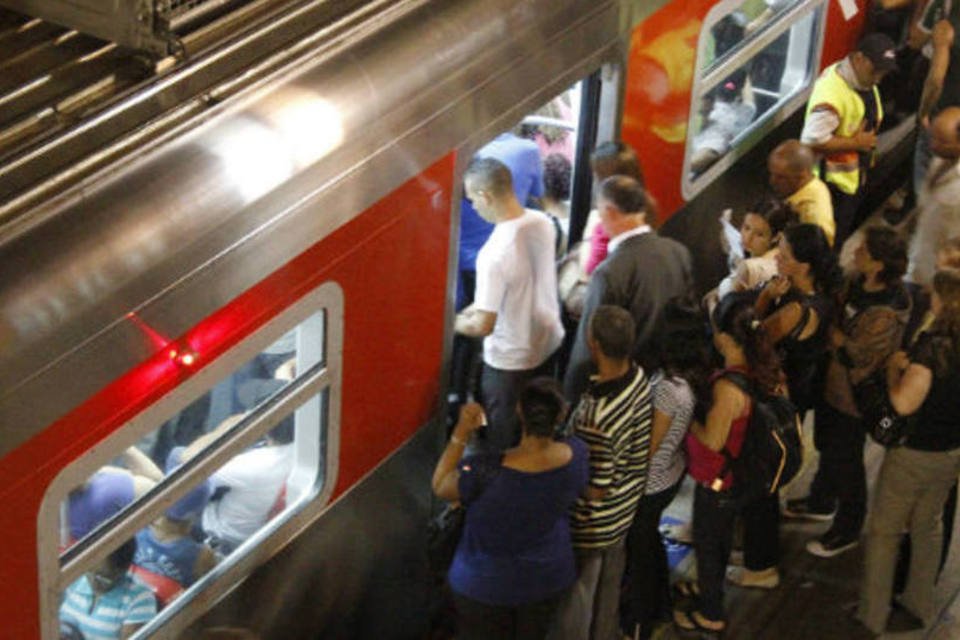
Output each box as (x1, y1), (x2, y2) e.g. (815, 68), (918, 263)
(431, 403), (486, 502)
(457, 258), (503, 337)
(886, 350), (933, 415)
(919, 19), (955, 124)
(121, 624), (146, 639)
(580, 424), (613, 502)
(755, 274), (790, 317)
(193, 544), (219, 579)
(807, 122), (878, 154)
(454, 305), (497, 337)
(180, 414), (246, 463)
(648, 407), (673, 460)
(120, 447), (163, 482)
(689, 378), (746, 452)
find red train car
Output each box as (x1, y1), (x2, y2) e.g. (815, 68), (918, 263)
(0, 0), (875, 637)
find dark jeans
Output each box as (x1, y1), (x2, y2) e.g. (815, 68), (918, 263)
(808, 401), (867, 539)
(454, 591), (564, 640)
(622, 481), (682, 638)
(828, 182), (865, 253)
(694, 485), (780, 621)
(479, 353), (557, 453)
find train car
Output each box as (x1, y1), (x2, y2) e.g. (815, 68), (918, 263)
(0, 0), (895, 637)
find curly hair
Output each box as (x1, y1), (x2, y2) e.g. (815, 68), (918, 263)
(713, 291), (784, 394)
(543, 153), (572, 201)
(863, 225), (907, 287)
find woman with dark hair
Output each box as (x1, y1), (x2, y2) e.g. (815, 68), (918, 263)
(857, 269), (960, 635)
(785, 226), (911, 559)
(756, 222), (841, 414)
(715, 197), (798, 301)
(580, 142), (646, 275)
(432, 378), (588, 640)
(622, 302), (712, 640)
(673, 293), (786, 638)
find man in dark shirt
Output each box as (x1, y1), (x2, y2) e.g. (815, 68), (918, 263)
(563, 176), (692, 402)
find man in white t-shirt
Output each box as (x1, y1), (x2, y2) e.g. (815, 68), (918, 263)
(455, 157), (564, 451)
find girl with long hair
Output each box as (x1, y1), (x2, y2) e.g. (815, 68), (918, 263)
(756, 222), (841, 414)
(621, 302), (713, 640)
(857, 269), (960, 635)
(673, 293), (786, 638)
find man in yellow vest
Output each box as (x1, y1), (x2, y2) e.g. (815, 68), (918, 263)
(801, 33), (898, 251)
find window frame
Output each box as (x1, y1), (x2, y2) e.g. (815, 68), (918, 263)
(681, 0), (828, 200)
(38, 281), (343, 640)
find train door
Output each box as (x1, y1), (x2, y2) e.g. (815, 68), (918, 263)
(448, 68), (620, 403)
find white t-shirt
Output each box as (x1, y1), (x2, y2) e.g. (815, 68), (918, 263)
(202, 443), (294, 546)
(474, 209), (564, 370)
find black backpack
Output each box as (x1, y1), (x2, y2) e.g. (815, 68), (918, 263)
(720, 371), (803, 496)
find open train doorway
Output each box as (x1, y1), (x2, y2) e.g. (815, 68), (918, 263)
(449, 70), (611, 425)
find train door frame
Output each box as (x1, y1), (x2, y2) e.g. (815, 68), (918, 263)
(36, 281), (344, 640)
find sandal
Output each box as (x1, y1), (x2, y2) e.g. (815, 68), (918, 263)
(672, 580), (700, 600)
(673, 609), (725, 639)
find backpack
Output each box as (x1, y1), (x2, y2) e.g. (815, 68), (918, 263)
(720, 371), (803, 496)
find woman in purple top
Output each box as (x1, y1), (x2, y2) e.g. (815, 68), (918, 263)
(432, 378), (589, 640)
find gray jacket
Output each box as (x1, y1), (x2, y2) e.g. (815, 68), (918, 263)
(563, 232), (694, 402)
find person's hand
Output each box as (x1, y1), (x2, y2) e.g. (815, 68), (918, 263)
(454, 402), (487, 439)
(933, 19), (955, 50)
(852, 122), (878, 152)
(763, 274), (791, 299)
(887, 350), (910, 374)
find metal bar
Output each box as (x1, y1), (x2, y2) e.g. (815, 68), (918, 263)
(568, 70), (601, 246)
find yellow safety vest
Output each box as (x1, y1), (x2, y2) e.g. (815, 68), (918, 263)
(804, 62), (883, 195)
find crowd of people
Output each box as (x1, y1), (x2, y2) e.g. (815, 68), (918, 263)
(435, 13), (960, 640)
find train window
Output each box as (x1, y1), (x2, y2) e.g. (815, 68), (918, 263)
(39, 283), (342, 639)
(684, 0), (827, 197)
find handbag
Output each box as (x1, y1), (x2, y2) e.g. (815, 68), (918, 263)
(852, 370), (913, 447)
(426, 503), (466, 577)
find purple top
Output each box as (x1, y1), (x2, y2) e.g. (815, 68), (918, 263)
(68, 469), (135, 541)
(448, 437), (589, 606)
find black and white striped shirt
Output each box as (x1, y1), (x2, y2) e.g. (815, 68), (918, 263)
(569, 365), (652, 549)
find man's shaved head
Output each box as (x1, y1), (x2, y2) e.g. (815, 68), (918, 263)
(930, 107), (960, 161)
(770, 139), (815, 173)
(768, 139), (815, 197)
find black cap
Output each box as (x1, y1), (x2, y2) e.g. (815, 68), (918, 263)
(857, 32), (898, 72)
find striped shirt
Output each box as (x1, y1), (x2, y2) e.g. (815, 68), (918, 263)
(569, 365), (652, 549)
(645, 374), (695, 495)
(60, 574), (156, 640)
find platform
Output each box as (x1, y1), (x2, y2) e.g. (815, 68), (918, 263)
(658, 413), (960, 640)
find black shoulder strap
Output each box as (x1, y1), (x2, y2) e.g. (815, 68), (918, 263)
(785, 297), (812, 342)
(718, 369), (753, 396)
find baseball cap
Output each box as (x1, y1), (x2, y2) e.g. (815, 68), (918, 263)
(857, 33), (898, 72)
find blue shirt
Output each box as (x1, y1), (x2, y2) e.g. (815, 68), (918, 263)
(60, 574), (156, 640)
(457, 133), (544, 308)
(448, 437), (589, 606)
(135, 527), (204, 587)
